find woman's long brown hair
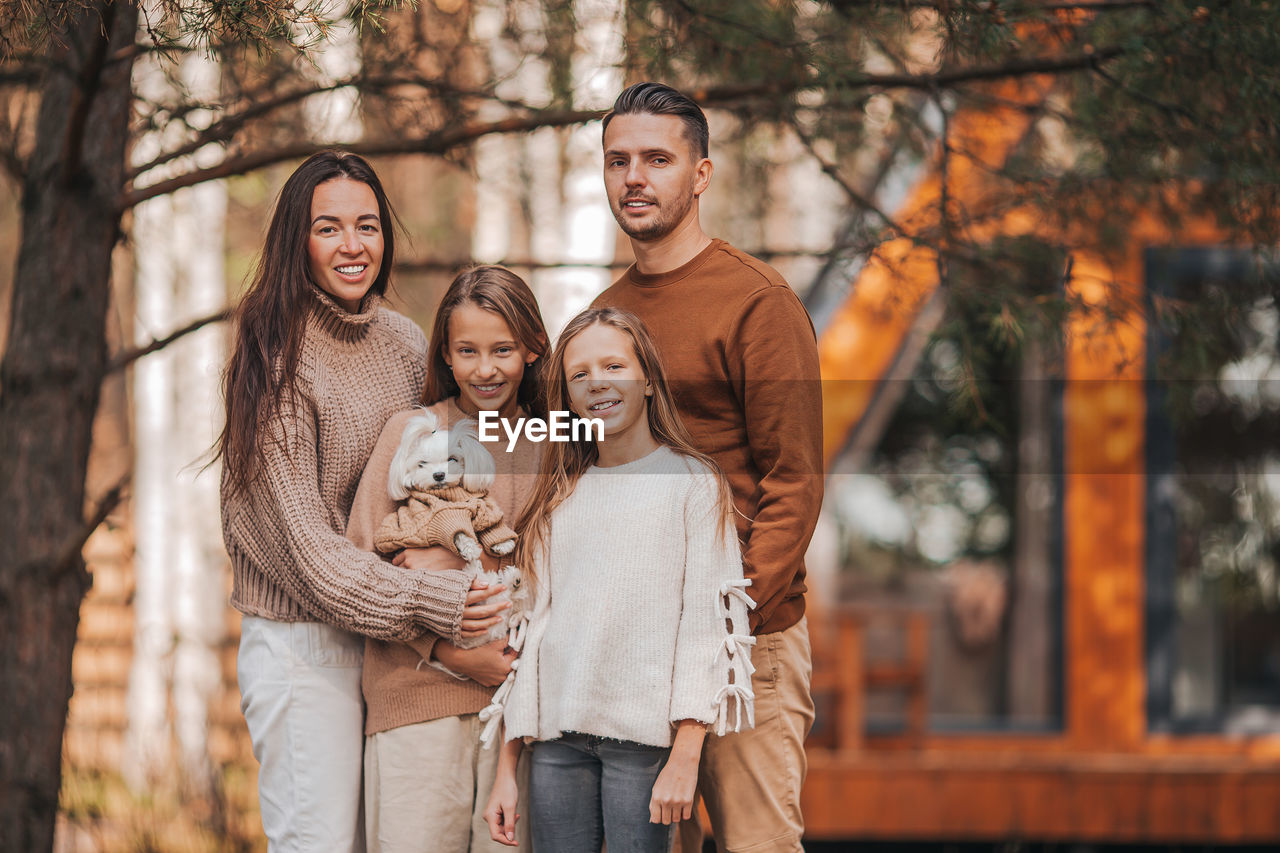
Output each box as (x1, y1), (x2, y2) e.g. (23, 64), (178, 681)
(421, 265), (549, 419)
(215, 151), (399, 495)
(514, 307), (734, 587)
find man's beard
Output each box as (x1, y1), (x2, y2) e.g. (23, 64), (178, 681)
(612, 189), (695, 242)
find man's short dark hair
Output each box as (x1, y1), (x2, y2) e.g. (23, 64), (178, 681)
(603, 82), (710, 160)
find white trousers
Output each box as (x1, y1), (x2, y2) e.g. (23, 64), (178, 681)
(238, 615), (366, 853)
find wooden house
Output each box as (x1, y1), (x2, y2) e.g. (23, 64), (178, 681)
(802, 74), (1280, 845)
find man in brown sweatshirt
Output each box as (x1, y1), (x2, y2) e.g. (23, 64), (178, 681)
(592, 82), (823, 853)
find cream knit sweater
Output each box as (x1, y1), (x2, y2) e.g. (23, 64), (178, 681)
(502, 446), (756, 748)
(221, 288), (470, 643)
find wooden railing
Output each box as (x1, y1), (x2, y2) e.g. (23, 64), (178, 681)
(808, 603), (931, 751)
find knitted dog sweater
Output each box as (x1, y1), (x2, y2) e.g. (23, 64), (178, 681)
(374, 485), (516, 558)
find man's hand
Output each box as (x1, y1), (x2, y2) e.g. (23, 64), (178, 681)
(433, 638), (515, 686)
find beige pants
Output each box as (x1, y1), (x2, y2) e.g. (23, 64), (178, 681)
(364, 714), (522, 853)
(681, 617), (815, 853)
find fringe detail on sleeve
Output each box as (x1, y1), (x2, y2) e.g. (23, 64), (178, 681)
(478, 610), (530, 748)
(713, 578), (757, 736)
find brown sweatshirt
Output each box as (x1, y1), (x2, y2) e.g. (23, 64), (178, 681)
(220, 288), (470, 643)
(593, 239), (824, 635)
(347, 398), (541, 735)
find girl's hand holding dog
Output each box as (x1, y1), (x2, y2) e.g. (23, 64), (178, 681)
(433, 637), (514, 686)
(392, 545), (464, 571)
(649, 720), (706, 825)
(461, 577), (510, 640)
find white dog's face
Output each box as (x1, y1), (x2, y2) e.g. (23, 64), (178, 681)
(405, 428), (464, 491)
(388, 412), (497, 499)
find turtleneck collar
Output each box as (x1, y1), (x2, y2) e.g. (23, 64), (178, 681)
(307, 285), (381, 343)
(442, 395), (527, 428)
(407, 484), (486, 502)
(444, 396), (470, 426)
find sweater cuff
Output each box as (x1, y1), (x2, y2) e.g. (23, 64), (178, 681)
(406, 568), (470, 643)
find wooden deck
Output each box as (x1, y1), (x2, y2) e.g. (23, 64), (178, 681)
(803, 747), (1280, 843)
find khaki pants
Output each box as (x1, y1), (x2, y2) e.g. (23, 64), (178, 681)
(365, 714), (525, 853)
(681, 617), (814, 853)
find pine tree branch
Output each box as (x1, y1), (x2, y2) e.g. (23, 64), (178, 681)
(120, 107), (607, 209)
(118, 48), (1127, 211)
(0, 65), (41, 85)
(789, 119), (908, 237)
(44, 472), (130, 585)
(128, 76), (527, 179)
(860, 47), (1124, 91)
(831, 0), (1153, 10)
(106, 308), (231, 374)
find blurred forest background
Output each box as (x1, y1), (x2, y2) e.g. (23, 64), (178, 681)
(1, 0), (1278, 850)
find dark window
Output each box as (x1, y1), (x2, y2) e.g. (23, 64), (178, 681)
(822, 245), (1064, 733)
(1146, 248), (1280, 734)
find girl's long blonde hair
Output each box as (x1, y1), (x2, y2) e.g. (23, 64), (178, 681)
(514, 307), (735, 585)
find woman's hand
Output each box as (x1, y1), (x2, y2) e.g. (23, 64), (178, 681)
(650, 720), (706, 825)
(461, 578), (510, 640)
(433, 638), (515, 686)
(484, 748), (522, 846)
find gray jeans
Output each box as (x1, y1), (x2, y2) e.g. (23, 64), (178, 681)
(529, 732), (675, 853)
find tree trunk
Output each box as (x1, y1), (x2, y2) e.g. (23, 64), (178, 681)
(0, 2), (139, 849)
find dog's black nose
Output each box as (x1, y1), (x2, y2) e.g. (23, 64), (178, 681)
(433, 471), (446, 482)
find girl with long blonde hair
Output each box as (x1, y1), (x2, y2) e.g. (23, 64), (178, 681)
(483, 307), (755, 853)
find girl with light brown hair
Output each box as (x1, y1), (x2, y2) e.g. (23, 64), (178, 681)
(345, 264), (550, 852)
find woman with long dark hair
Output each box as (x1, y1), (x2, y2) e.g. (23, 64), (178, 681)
(216, 151), (507, 851)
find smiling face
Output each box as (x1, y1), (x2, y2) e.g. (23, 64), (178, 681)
(563, 322), (653, 444)
(603, 112), (712, 243)
(306, 177), (384, 312)
(444, 301), (537, 419)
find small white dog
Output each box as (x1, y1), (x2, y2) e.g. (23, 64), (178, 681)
(375, 409), (522, 652)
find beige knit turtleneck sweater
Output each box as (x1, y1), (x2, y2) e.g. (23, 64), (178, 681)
(220, 288), (470, 643)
